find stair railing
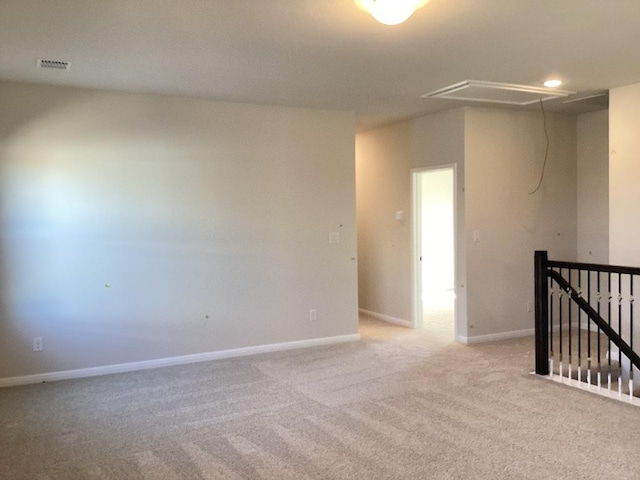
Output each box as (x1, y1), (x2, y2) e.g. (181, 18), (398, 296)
(535, 251), (640, 399)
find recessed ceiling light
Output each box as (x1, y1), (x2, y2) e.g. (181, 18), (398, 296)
(543, 79), (562, 88)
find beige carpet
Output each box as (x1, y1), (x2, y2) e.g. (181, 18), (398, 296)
(1, 316), (640, 479)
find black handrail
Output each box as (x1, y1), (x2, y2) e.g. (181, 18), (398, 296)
(535, 250), (640, 377)
(549, 260), (640, 277)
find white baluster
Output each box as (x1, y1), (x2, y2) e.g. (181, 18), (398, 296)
(618, 376), (623, 398)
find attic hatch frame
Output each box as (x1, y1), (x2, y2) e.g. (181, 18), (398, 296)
(423, 80), (575, 106)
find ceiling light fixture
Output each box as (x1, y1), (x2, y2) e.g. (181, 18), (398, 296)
(358, 0), (428, 26)
(543, 79), (563, 88)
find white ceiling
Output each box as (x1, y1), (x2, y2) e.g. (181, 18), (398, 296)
(1, 0), (638, 131)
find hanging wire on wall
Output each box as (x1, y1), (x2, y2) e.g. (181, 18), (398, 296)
(529, 99), (550, 195)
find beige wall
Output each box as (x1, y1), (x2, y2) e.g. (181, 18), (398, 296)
(0, 81), (358, 379)
(356, 122), (412, 322)
(356, 107), (577, 341)
(608, 83), (640, 371)
(577, 110), (609, 264)
(609, 82), (640, 267)
(356, 110), (467, 333)
(464, 108), (577, 338)
(410, 109), (466, 171)
(411, 109), (467, 337)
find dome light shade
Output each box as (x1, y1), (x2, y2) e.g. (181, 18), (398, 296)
(543, 79), (563, 88)
(360, 0), (426, 26)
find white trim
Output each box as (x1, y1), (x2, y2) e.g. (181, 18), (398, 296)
(359, 308), (413, 328)
(531, 372), (640, 408)
(411, 169), (421, 329)
(0, 334), (361, 388)
(457, 328), (534, 344)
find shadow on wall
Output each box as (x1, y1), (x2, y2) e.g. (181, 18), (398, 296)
(0, 92), (259, 373)
(0, 83), (358, 379)
(0, 94), (92, 375)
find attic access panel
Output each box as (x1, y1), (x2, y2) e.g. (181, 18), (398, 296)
(423, 80), (575, 106)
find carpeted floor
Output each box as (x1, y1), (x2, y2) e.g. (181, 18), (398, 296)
(1, 315), (640, 479)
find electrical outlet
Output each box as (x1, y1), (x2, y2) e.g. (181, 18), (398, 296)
(33, 337), (43, 352)
(526, 301), (533, 313)
(309, 309), (318, 322)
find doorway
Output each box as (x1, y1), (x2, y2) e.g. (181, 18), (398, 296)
(412, 166), (456, 338)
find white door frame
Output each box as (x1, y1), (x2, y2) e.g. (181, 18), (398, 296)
(411, 164), (458, 338)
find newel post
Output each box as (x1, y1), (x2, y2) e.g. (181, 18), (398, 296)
(534, 251), (550, 375)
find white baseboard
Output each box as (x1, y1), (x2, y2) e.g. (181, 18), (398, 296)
(359, 308), (413, 328)
(458, 328), (535, 345)
(0, 333), (361, 388)
(459, 320), (602, 345)
(533, 372), (640, 408)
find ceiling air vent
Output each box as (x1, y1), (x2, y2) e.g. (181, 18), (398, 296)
(423, 80), (575, 106)
(37, 59), (71, 71)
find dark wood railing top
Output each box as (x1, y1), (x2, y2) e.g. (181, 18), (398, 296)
(548, 259), (640, 277)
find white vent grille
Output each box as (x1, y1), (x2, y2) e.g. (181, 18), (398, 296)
(423, 80), (575, 106)
(37, 59), (71, 71)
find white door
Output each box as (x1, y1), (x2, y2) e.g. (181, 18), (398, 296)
(413, 167), (455, 336)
